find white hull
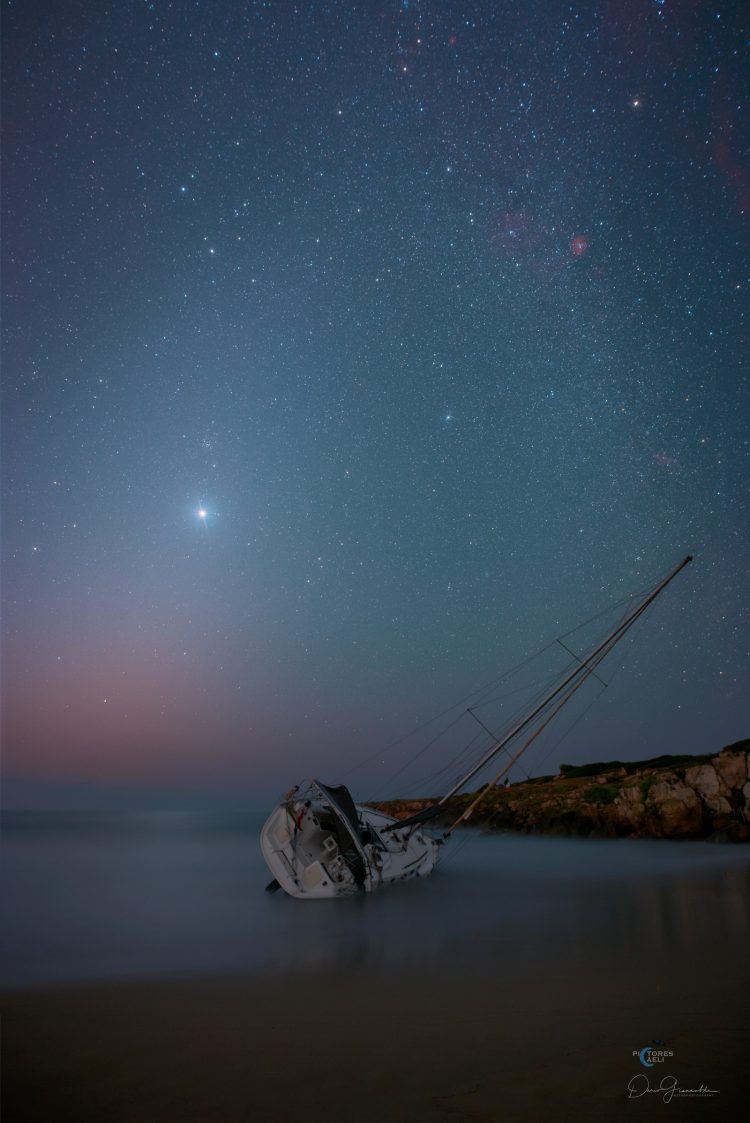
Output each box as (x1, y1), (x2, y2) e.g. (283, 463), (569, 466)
(260, 781), (439, 899)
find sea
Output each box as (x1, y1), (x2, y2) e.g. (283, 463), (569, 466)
(3, 810), (750, 990)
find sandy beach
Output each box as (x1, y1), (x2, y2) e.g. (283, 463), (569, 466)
(4, 815), (749, 1121)
(4, 952), (748, 1123)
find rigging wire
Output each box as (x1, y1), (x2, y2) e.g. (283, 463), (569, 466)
(437, 828), (476, 869)
(527, 609), (649, 777)
(408, 729), (494, 796)
(392, 584), (669, 871)
(367, 660), (573, 801)
(557, 586), (650, 642)
(467, 661), (572, 715)
(467, 709), (532, 781)
(432, 618), (635, 801)
(440, 565), (685, 836)
(526, 682), (608, 777)
(347, 583), (660, 803)
(368, 641), (609, 801)
(340, 633), (578, 783)
(365, 708), (471, 802)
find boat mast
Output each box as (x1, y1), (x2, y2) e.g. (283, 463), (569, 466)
(439, 554), (692, 809)
(443, 586), (660, 835)
(390, 554), (692, 833)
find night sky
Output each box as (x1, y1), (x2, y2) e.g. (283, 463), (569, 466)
(3, 0), (748, 807)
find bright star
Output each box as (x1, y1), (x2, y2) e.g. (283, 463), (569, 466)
(197, 508), (208, 520)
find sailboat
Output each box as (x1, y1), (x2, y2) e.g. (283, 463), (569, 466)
(260, 555), (692, 899)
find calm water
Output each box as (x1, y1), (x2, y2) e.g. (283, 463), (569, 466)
(3, 811), (750, 988)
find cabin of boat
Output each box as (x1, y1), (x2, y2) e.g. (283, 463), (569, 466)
(260, 779), (439, 899)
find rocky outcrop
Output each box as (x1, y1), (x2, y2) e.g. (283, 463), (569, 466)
(372, 740), (750, 842)
(647, 781), (703, 837)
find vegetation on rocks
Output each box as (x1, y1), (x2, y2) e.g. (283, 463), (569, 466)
(371, 740), (750, 842)
(582, 784), (620, 805)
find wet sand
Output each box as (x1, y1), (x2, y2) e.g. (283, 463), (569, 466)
(3, 955), (748, 1123)
(4, 821), (749, 1120)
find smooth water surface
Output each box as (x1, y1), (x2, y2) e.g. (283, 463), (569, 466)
(3, 811), (749, 987)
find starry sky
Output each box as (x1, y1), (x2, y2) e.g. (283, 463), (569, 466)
(2, 0), (748, 808)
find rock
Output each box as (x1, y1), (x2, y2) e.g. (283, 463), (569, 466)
(658, 797), (702, 836)
(540, 809), (596, 836)
(648, 782), (703, 837)
(687, 763), (718, 808)
(648, 778), (677, 803)
(613, 787), (645, 832)
(713, 749), (748, 794)
(373, 739), (750, 841)
(684, 764), (729, 813)
(706, 821), (750, 844)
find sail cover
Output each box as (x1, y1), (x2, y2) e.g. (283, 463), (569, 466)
(317, 782), (362, 841)
(384, 803), (442, 831)
(315, 782), (367, 888)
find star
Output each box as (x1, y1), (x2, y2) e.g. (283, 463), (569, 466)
(4, 0), (747, 827)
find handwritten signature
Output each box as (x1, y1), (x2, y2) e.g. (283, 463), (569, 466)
(627, 1075), (717, 1102)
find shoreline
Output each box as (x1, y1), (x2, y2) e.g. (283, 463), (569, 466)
(4, 957), (749, 1123)
(4, 808), (749, 1121)
(372, 740), (750, 843)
